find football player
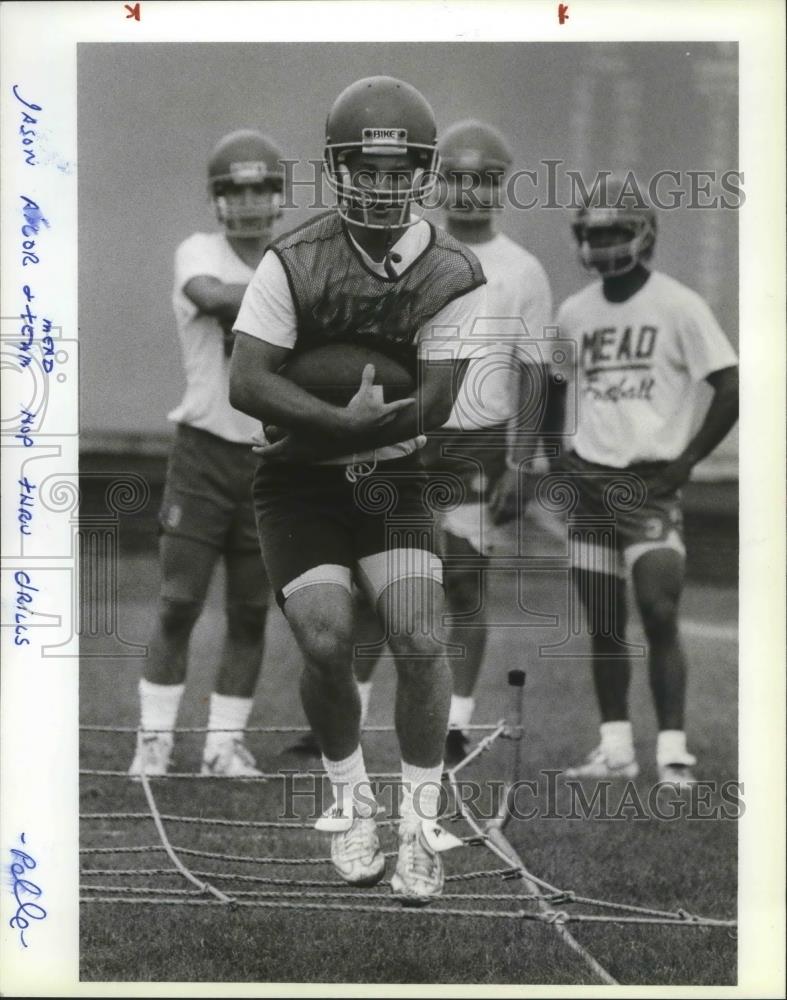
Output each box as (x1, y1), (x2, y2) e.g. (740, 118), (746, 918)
(553, 175), (738, 787)
(230, 77), (488, 903)
(129, 130), (285, 779)
(353, 119), (554, 765)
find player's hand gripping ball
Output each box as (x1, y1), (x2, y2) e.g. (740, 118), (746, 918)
(256, 342), (416, 460)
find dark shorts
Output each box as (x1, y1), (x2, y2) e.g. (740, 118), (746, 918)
(158, 423), (260, 553)
(252, 455), (443, 608)
(559, 450), (685, 576)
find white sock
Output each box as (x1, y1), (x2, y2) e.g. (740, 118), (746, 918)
(322, 745), (376, 818)
(204, 692), (254, 756)
(401, 760), (444, 822)
(138, 678), (183, 737)
(657, 729), (690, 767)
(599, 720), (635, 767)
(357, 681), (373, 728)
(448, 694), (475, 731)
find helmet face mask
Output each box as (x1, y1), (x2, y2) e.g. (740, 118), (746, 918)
(572, 180), (657, 276)
(324, 77), (439, 231)
(208, 130), (285, 240)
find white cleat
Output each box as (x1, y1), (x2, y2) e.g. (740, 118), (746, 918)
(564, 745), (640, 780)
(391, 816), (461, 906)
(316, 805), (385, 887)
(657, 752), (698, 790)
(129, 732), (173, 780)
(201, 739), (263, 777)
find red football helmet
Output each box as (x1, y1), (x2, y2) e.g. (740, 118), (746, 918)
(323, 76), (439, 229)
(572, 174), (657, 276)
(208, 130), (284, 239)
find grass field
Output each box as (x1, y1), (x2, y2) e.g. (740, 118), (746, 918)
(79, 509), (738, 986)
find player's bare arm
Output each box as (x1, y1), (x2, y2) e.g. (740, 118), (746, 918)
(230, 332), (413, 448)
(183, 276), (249, 326)
(650, 363), (739, 496)
(251, 356), (458, 462)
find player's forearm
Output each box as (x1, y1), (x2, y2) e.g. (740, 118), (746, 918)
(678, 374), (739, 469)
(209, 284), (249, 325)
(230, 368), (346, 438)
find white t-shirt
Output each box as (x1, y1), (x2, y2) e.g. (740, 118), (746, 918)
(555, 270), (738, 467)
(168, 232), (260, 444)
(234, 219), (488, 461)
(443, 232), (553, 430)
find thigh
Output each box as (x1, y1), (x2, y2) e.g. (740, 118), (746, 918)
(630, 546), (685, 609)
(253, 462), (355, 608)
(159, 533), (219, 603)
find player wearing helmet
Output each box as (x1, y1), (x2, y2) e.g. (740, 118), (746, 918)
(129, 130), (285, 781)
(352, 119), (554, 766)
(230, 77), (488, 904)
(554, 175), (738, 787)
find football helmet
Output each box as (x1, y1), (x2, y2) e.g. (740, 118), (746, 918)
(572, 174), (656, 276)
(323, 76), (439, 230)
(208, 129), (284, 239)
(439, 119), (512, 219)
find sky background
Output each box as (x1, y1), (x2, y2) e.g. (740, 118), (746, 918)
(78, 41), (738, 457)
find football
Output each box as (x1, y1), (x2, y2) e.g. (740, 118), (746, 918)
(278, 342), (415, 407)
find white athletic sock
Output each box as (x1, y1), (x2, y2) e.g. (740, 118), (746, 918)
(448, 694), (475, 731)
(204, 693), (254, 756)
(657, 729), (689, 767)
(599, 720), (635, 767)
(322, 745), (376, 818)
(401, 760), (444, 822)
(357, 681), (373, 728)
(138, 678), (183, 737)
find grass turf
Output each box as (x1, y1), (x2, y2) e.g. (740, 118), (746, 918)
(79, 521), (737, 986)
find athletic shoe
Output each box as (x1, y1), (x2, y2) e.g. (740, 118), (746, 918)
(128, 732), (173, 779)
(316, 806), (385, 887)
(201, 738), (263, 777)
(391, 816), (446, 905)
(444, 729), (471, 767)
(658, 752), (698, 790)
(284, 731), (321, 758)
(564, 745), (640, 780)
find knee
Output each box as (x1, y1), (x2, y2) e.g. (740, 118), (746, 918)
(299, 619), (353, 676)
(391, 630), (445, 667)
(639, 596), (680, 638)
(226, 603), (267, 644)
(158, 596), (202, 636)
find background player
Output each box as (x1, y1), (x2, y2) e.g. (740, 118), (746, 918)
(353, 119), (553, 765)
(554, 175), (738, 786)
(230, 77), (487, 903)
(129, 130), (285, 779)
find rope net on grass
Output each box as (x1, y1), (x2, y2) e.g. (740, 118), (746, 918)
(80, 718), (736, 986)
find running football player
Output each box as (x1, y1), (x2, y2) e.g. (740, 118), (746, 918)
(353, 119), (554, 765)
(230, 77), (488, 903)
(129, 130), (285, 779)
(554, 175), (738, 787)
